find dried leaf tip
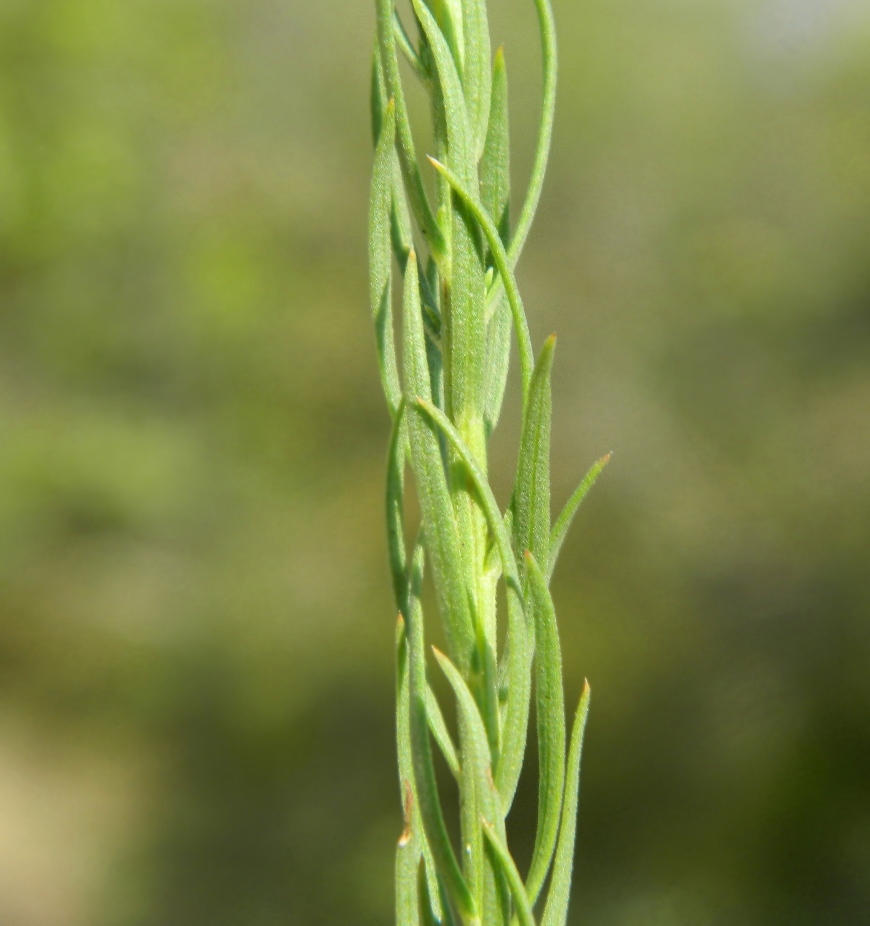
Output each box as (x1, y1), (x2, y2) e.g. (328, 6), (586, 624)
(398, 780), (414, 847)
(426, 155), (446, 172)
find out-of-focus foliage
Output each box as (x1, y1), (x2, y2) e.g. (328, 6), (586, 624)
(0, 1), (867, 924)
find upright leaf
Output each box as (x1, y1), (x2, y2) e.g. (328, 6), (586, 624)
(541, 684), (591, 926)
(523, 551), (566, 904)
(548, 453), (611, 580)
(434, 648), (505, 912)
(403, 253), (475, 670)
(407, 547), (477, 923)
(480, 48), (512, 435)
(460, 0), (492, 160)
(512, 336), (555, 573)
(412, 397), (533, 808)
(481, 822), (537, 926)
(370, 100), (402, 416)
(427, 156), (533, 398)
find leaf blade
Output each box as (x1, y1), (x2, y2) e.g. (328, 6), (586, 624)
(541, 683), (591, 926)
(548, 453), (611, 581)
(523, 551), (566, 905)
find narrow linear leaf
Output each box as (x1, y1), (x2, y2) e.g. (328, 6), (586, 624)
(512, 335), (555, 572)
(480, 48), (512, 435)
(407, 547), (477, 923)
(412, 397), (533, 808)
(410, 0), (472, 182)
(541, 683), (591, 926)
(398, 609), (445, 925)
(481, 821), (537, 926)
(397, 824), (421, 926)
(386, 399), (408, 617)
(508, 0), (557, 267)
(426, 684), (460, 779)
(427, 157), (533, 398)
(370, 99), (402, 416)
(403, 253), (475, 669)
(412, 398), (519, 597)
(394, 10), (427, 80)
(412, 0), (486, 447)
(548, 453), (612, 581)
(479, 47), (510, 243)
(418, 861), (438, 926)
(460, 0), (492, 160)
(523, 551), (565, 905)
(371, 44), (387, 145)
(376, 0), (445, 255)
(434, 647), (505, 910)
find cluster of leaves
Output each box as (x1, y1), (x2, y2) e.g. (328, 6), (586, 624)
(369, 1), (608, 924)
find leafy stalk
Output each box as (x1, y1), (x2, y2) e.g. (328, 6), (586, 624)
(369, 3), (608, 923)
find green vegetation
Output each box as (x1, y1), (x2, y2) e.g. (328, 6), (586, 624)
(369, 3), (608, 922)
(1, 1), (869, 924)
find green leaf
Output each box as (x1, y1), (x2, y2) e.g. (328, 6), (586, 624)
(427, 156), (533, 399)
(394, 10), (427, 80)
(548, 453), (611, 581)
(398, 610), (445, 925)
(397, 827), (421, 926)
(417, 862), (439, 926)
(460, 0), (492, 160)
(426, 684), (460, 779)
(386, 400), (409, 617)
(509, 0), (557, 267)
(523, 551), (565, 905)
(403, 253), (475, 671)
(480, 48), (512, 435)
(376, 0), (445, 256)
(370, 99), (402, 417)
(479, 47), (510, 243)
(411, 397), (532, 810)
(512, 335), (555, 573)
(481, 821), (537, 926)
(434, 647), (505, 912)
(412, 0), (486, 449)
(410, 0), (472, 181)
(541, 683), (591, 926)
(406, 547), (477, 924)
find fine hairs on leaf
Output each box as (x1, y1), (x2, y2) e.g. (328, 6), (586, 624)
(369, 2), (608, 923)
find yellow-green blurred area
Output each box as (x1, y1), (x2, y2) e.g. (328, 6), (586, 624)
(1, 0), (869, 922)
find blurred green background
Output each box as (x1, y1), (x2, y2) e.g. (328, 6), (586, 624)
(1, 0), (869, 923)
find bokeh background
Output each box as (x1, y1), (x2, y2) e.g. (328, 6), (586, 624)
(1, 0), (869, 923)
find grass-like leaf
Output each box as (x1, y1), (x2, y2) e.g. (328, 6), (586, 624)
(523, 551), (565, 905)
(508, 0), (557, 267)
(460, 0), (492, 160)
(513, 336), (555, 572)
(434, 647), (505, 912)
(426, 684), (460, 780)
(403, 253), (475, 670)
(548, 453), (612, 581)
(481, 821), (537, 926)
(375, 0), (444, 256)
(541, 683), (591, 926)
(480, 48), (512, 436)
(426, 156), (533, 398)
(407, 548), (477, 924)
(386, 400), (408, 617)
(370, 99), (402, 416)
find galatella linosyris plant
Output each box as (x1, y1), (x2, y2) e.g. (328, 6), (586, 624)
(369, 1), (609, 923)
